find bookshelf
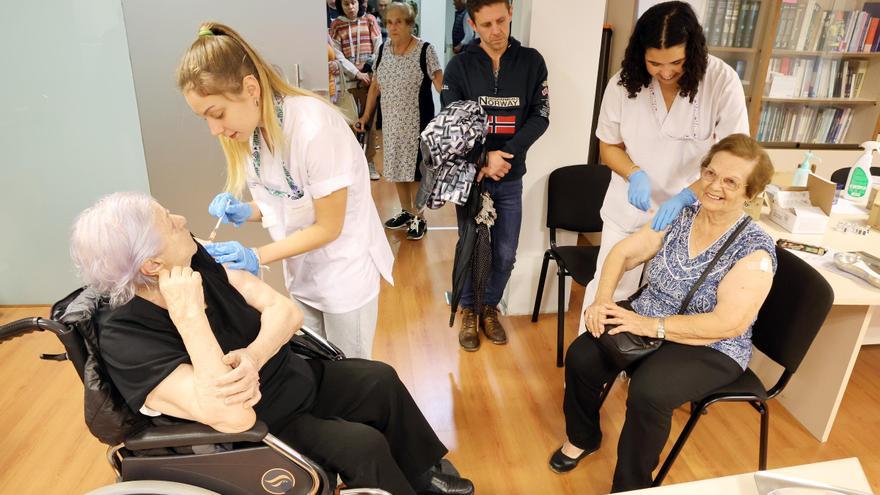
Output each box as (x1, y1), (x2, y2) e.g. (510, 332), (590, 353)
(700, 0), (880, 147)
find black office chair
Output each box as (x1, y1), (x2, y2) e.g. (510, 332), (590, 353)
(650, 247), (834, 486)
(0, 287), (386, 495)
(829, 166), (880, 185)
(532, 164), (611, 367)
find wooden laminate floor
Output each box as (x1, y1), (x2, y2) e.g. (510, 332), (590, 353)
(2, 151), (879, 493)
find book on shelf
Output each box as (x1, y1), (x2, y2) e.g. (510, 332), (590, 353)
(757, 104), (853, 144)
(777, 3), (880, 53)
(705, 0), (761, 48)
(766, 56), (868, 98)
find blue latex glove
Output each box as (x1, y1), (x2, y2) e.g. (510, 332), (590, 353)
(205, 241), (260, 276)
(651, 187), (697, 231)
(208, 193), (253, 227)
(627, 170), (652, 212)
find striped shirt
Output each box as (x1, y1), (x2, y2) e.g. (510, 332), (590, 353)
(329, 14), (382, 78)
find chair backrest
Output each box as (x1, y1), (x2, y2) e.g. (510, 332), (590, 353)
(547, 164), (611, 233)
(751, 247), (834, 380)
(50, 288), (152, 446)
(829, 166), (880, 185)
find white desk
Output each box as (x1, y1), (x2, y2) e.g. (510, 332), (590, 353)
(621, 457), (872, 494)
(755, 209), (880, 442)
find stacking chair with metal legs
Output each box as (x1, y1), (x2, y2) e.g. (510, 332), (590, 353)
(531, 164), (611, 367)
(649, 247), (834, 485)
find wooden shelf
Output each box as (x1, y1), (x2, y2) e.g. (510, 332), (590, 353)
(759, 141), (863, 150)
(709, 46), (759, 54)
(762, 97), (877, 105)
(772, 50), (880, 59)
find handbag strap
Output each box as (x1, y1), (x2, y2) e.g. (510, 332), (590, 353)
(677, 215), (752, 314)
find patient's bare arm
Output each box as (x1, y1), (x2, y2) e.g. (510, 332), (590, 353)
(143, 266), (257, 433)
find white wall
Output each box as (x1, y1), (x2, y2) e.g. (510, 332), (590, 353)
(0, 0), (150, 305)
(501, 0), (608, 315)
(419, 0), (448, 112)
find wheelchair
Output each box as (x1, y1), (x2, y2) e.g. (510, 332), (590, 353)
(0, 287), (391, 495)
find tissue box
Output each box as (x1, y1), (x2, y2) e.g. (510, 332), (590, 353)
(766, 173), (835, 234)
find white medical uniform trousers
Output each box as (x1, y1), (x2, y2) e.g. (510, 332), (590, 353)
(577, 219), (645, 336)
(295, 295), (379, 359)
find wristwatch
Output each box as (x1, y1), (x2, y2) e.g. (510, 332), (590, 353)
(656, 318), (666, 340)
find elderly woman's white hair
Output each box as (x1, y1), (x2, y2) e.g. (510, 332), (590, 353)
(70, 191), (163, 307)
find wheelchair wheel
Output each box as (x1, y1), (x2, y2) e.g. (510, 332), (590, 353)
(84, 480), (220, 495)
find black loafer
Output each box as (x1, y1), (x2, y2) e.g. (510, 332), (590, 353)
(548, 444), (599, 474)
(419, 471), (475, 495)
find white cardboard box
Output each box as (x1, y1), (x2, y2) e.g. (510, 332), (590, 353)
(766, 174), (835, 234)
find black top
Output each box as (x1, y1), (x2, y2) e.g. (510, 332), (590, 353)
(441, 37), (550, 182)
(98, 243), (317, 431)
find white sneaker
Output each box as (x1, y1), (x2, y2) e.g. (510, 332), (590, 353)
(368, 162), (380, 181)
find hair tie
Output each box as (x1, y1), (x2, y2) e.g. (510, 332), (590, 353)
(198, 27), (214, 37)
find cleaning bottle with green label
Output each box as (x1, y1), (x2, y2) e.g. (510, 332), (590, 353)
(844, 141), (879, 201)
(792, 150), (819, 187)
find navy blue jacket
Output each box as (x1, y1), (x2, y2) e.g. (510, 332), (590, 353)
(441, 37), (549, 182)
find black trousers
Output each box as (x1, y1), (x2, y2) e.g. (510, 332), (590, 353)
(563, 333), (743, 492)
(277, 359), (448, 495)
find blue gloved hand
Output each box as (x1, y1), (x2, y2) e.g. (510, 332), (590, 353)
(205, 241), (260, 276)
(208, 193), (253, 227)
(627, 170), (652, 212)
(651, 187), (697, 231)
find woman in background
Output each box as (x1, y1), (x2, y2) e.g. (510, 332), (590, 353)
(357, 2), (443, 240)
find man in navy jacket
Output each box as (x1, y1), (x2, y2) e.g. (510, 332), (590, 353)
(441, 0), (549, 351)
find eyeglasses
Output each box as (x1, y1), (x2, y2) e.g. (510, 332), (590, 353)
(700, 167), (743, 192)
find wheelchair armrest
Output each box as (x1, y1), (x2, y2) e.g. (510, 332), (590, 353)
(124, 420), (269, 451)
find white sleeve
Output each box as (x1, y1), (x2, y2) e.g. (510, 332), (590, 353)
(332, 37), (360, 78)
(595, 73), (624, 145)
(302, 103), (356, 199)
(462, 20), (475, 45)
(712, 63), (750, 139)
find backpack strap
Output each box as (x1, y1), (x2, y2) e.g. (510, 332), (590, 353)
(420, 41), (430, 79)
(375, 42), (385, 71)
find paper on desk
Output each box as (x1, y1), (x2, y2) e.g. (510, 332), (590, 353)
(774, 191), (813, 209)
(832, 198), (870, 215)
(788, 247), (839, 272)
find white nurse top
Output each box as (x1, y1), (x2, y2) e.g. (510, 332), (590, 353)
(596, 54), (749, 232)
(246, 95), (394, 314)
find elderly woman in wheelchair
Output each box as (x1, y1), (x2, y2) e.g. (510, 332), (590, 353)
(64, 191), (474, 495)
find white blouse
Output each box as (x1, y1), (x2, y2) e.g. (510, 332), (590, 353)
(596, 55), (749, 232)
(247, 96), (394, 313)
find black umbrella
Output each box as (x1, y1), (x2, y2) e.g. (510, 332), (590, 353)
(448, 182), (481, 327)
(448, 179), (496, 327)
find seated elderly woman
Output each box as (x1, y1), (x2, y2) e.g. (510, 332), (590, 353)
(69, 192), (474, 495)
(548, 134), (776, 492)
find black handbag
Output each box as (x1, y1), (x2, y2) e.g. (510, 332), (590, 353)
(596, 216), (752, 369)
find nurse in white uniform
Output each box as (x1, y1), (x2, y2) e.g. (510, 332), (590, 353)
(177, 22), (393, 358)
(578, 1), (748, 335)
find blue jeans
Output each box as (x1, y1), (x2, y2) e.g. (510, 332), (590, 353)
(455, 178), (523, 310)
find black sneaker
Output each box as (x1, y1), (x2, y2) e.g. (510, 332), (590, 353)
(407, 216), (427, 240)
(384, 210), (414, 230)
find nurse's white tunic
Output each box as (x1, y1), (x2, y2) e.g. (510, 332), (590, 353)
(246, 96), (394, 314)
(596, 54), (749, 232)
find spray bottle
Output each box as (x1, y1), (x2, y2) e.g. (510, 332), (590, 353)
(845, 141), (879, 201)
(792, 150), (819, 187)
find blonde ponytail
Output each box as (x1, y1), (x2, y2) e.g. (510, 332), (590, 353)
(177, 22), (328, 196)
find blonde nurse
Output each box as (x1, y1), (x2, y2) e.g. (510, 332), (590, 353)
(178, 23), (393, 358)
(578, 1), (748, 335)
